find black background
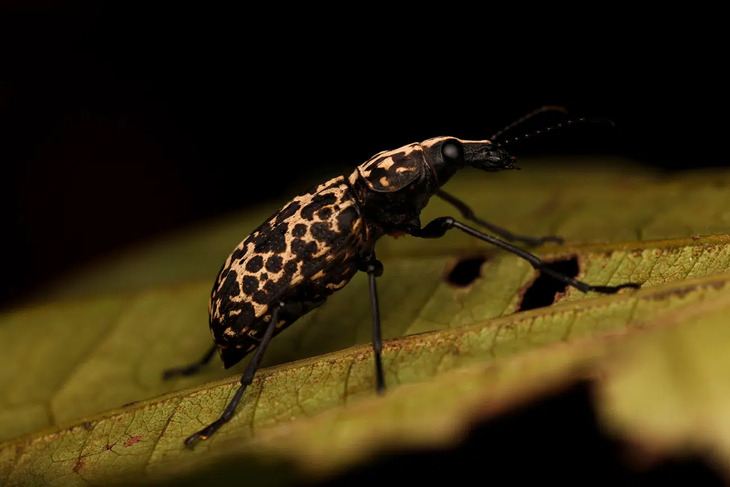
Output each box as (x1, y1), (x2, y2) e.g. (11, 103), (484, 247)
(1, 4), (726, 309)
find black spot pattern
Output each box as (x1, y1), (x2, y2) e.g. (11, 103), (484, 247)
(220, 270), (240, 297)
(292, 223), (307, 237)
(253, 290), (269, 304)
(284, 260), (298, 274)
(264, 280), (278, 293)
(242, 275), (258, 294)
(215, 299), (255, 345)
(317, 207), (332, 220)
(246, 255), (263, 272)
(266, 255), (283, 272)
(231, 246), (247, 261)
(290, 238), (305, 255)
(290, 239), (319, 257)
(301, 193), (337, 220)
(311, 222), (335, 242)
(337, 206), (358, 233)
(253, 225), (288, 253)
(275, 201), (300, 223)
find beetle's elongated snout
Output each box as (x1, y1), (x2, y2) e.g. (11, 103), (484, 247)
(462, 141), (518, 172)
(421, 137), (519, 187)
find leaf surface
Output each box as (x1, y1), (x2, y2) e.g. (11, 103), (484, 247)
(3, 160), (730, 485)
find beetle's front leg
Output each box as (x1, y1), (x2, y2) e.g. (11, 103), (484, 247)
(411, 217), (639, 294)
(436, 190), (563, 246)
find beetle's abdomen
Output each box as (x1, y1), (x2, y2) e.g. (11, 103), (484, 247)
(209, 176), (370, 368)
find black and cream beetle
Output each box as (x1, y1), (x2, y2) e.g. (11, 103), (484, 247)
(164, 108), (639, 447)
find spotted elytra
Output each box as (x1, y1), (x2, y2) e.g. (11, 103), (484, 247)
(163, 106), (640, 447)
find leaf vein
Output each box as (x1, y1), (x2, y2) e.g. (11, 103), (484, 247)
(295, 364), (316, 411)
(145, 397), (184, 468)
(342, 358), (356, 404)
(683, 246), (703, 279)
(48, 304), (131, 426)
(249, 380), (265, 436)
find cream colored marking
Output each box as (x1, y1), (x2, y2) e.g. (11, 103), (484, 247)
(377, 158), (395, 170)
(348, 170), (359, 185)
(378, 176), (389, 187)
(395, 166), (414, 173)
(314, 181), (330, 192)
(357, 143), (422, 181)
(419, 136), (492, 150)
(223, 253), (233, 272)
(325, 279), (348, 290)
(223, 327), (239, 337)
(358, 144), (416, 174)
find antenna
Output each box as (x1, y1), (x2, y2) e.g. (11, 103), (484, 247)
(493, 117), (615, 148)
(490, 105), (569, 142)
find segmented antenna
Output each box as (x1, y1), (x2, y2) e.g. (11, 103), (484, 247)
(493, 117), (615, 148)
(490, 105), (568, 142)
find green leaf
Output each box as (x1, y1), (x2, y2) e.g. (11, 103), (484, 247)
(3, 159), (730, 485)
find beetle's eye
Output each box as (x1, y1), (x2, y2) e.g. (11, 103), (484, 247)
(441, 139), (464, 164)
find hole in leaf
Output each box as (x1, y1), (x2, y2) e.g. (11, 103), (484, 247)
(519, 257), (579, 311)
(446, 256), (488, 287)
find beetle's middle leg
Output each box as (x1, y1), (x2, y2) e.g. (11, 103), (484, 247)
(359, 254), (386, 393)
(184, 301), (285, 448)
(412, 216), (640, 294)
(436, 190), (563, 246)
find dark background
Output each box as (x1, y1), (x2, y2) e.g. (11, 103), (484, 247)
(1, 3), (726, 308)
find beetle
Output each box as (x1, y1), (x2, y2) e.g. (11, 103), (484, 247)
(163, 108), (639, 447)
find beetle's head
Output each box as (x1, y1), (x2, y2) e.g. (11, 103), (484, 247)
(421, 137), (517, 186)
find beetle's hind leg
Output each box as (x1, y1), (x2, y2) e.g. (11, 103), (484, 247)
(183, 301), (284, 448)
(412, 216), (640, 294)
(436, 190), (563, 246)
(162, 344), (218, 380)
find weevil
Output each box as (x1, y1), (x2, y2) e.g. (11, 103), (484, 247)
(163, 107), (639, 447)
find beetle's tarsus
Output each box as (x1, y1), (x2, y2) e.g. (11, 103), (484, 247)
(162, 345), (217, 380)
(588, 283), (642, 294)
(183, 432), (206, 449)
